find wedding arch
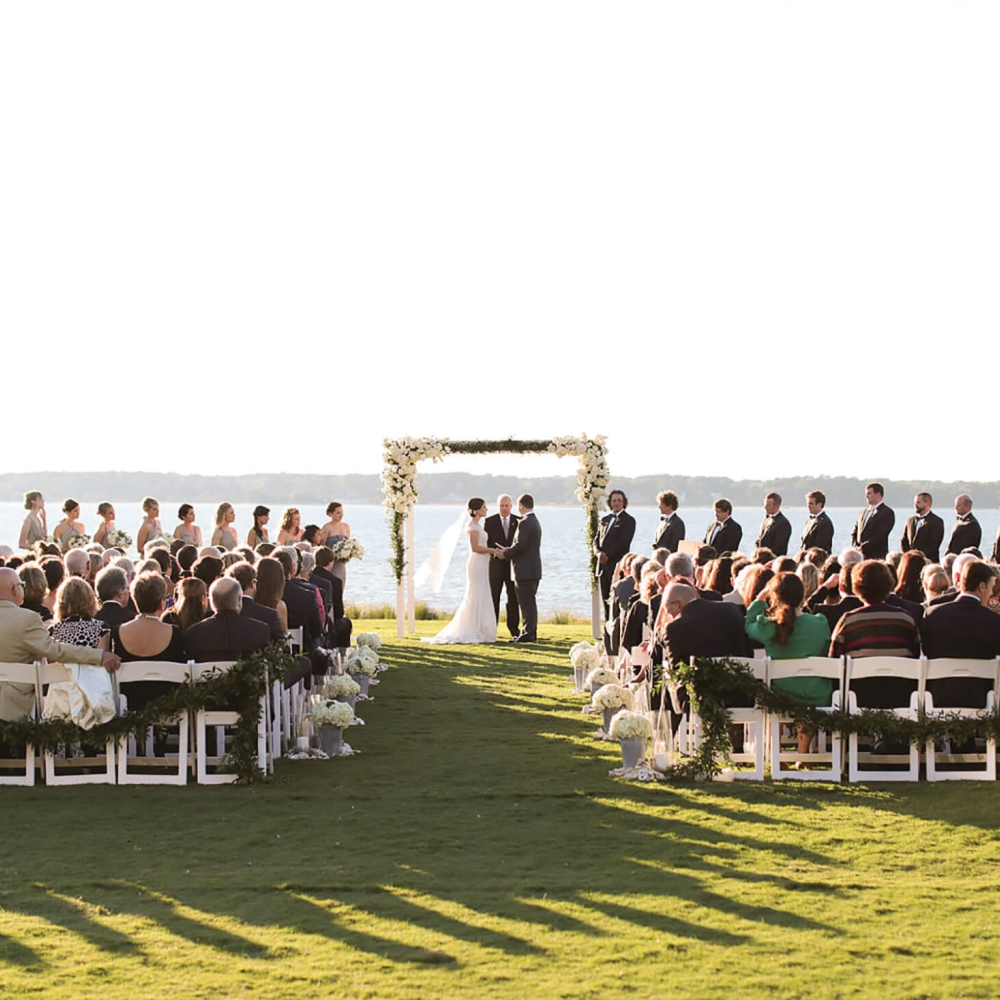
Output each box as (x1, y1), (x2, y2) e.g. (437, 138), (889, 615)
(381, 435), (610, 637)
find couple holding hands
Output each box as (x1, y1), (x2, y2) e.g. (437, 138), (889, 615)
(423, 493), (541, 646)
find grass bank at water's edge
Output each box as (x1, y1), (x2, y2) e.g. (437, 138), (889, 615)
(2, 621), (1000, 999)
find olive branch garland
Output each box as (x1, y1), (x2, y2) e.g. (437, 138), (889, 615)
(0, 643), (298, 785)
(665, 656), (1000, 781)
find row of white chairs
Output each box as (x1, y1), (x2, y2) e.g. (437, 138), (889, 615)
(0, 658), (268, 787)
(630, 654), (999, 783)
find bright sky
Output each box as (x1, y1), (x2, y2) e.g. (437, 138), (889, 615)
(2, 3), (997, 482)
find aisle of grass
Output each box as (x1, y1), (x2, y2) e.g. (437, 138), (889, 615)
(3, 622), (1000, 998)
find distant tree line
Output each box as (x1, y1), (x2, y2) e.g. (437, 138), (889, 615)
(1, 471), (996, 508)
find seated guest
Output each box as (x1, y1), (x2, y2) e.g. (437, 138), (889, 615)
(310, 546), (352, 650)
(922, 564), (950, 605)
(0, 568), (120, 720)
(64, 547), (91, 580)
(660, 582), (749, 670)
(703, 557), (734, 596)
(192, 555), (224, 592)
(796, 562), (820, 605)
(256, 542), (276, 557)
(921, 560), (1000, 707)
(752, 547), (776, 566)
(49, 577), (111, 650)
(94, 566), (136, 627)
(39, 557), (64, 615)
(113, 572), (186, 710)
(226, 561), (285, 643)
(829, 560), (921, 707)
(621, 562), (659, 663)
(772, 557), (797, 574)
(254, 556), (288, 632)
(894, 551), (927, 604)
(236, 546), (256, 565)
(161, 578), (209, 633)
(746, 572), (832, 754)
(221, 551), (244, 570)
(17, 566), (51, 621)
(929, 551), (977, 607)
(274, 547), (323, 649)
(814, 565), (863, 632)
(185, 577), (270, 662)
(176, 544), (198, 578)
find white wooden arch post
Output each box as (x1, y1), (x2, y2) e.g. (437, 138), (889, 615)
(382, 436), (610, 639)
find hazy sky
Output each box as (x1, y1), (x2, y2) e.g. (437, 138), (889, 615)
(3, 3), (997, 483)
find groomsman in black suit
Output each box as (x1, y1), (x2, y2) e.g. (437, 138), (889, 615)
(799, 490), (834, 554)
(652, 490), (685, 553)
(595, 490), (636, 606)
(755, 492), (792, 556)
(947, 493), (982, 555)
(850, 482), (895, 561)
(484, 494), (519, 638)
(703, 498), (742, 554)
(900, 492), (944, 562)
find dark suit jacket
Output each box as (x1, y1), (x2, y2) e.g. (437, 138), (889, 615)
(283, 579), (324, 646)
(663, 599), (749, 670)
(799, 511), (834, 554)
(815, 596), (863, 632)
(703, 518), (743, 554)
(653, 515), (685, 553)
(307, 573), (333, 615)
(311, 566), (346, 621)
(921, 596), (1000, 707)
(947, 514), (982, 556)
(755, 511), (791, 556)
(240, 596), (285, 643)
(484, 513), (519, 583)
(507, 513), (542, 581)
(886, 592), (924, 626)
(900, 511), (944, 563)
(597, 511), (636, 570)
(850, 504), (895, 560)
(185, 609), (270, 662)
(96, 600), (136, 628)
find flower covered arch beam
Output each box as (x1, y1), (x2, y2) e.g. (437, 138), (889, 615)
(382, 436), (610, 637)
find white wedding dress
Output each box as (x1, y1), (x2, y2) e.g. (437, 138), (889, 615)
(422, 520), (497, 644)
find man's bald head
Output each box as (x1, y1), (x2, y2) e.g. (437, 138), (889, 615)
(0, 567), (24, 604)
(662, 582), (697, 621)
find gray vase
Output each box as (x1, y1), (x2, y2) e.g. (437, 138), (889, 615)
(336, 693), (357, 710)
(356, 674), (371, 697)
(319, 725), (343, 757)
(603, 707), (616, 732)
(591, 681), (604, 702)
(574, 666), (585, 691)
(621, 736), (645, 770)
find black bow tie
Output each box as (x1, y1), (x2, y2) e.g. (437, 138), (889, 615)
(959, 514), (971, 522)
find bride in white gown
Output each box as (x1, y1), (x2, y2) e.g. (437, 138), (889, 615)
(422, 498), (498, 645)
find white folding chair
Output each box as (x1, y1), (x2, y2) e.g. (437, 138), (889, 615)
(923, 657), (999, 781)
(698, 656), (769, 781)
(768, 657), (845, 781)
(39, 662), (116, 786)
(114, 661), (192, 785)
(0, 662), (40, 786)
(845, 656), (923, 783)
(190, 661), (267, 784)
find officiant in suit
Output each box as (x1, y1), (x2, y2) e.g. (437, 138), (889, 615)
(652, 490), (685, 553)
(498, 494), (541, 643)
(755, 492), (792, 556)
(484, 494), (520, 638)
(595, 490), (636, 606)
(900, 492), (944, 563)
(850, 482), (895, 560)
(947, 494), (982, 555)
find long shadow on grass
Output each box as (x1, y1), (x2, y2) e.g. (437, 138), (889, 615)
(0, 929), (44, 967)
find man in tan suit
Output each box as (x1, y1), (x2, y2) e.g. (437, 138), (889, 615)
(0, 567), (121, 720)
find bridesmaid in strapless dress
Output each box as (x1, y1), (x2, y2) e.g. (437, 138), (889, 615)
(54, 498), (86, 552)
(319, 501), (351, 593)
(277, 508), (303, 545)
(174, 503), (204, 548)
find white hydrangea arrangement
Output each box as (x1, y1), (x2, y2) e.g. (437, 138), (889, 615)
(322, 674), (360, 699)
(311, 699), (354, 729)
(585, 666), (618, 691)
(105, 529), (132, 549)
(591, 683), (633, 712)
(355, 632), (382, 651)
(330, 537), (365, 562)
(346, 645), (380, 677)
(569, 641), (605, 671)
(608, 710), (653, 741)
(66, 534), (92, 549)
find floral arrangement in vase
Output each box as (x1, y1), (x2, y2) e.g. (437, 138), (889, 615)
(345, 645), (380, 677)
(355, 632), (382, 651)
(311, 699), (354, 729)
(570, 641), (605, 672)
(322, 674), (360, 699)
(585, 666), (618, 691)
(608, 710), (653, 741)
(591, 683), (633, 712)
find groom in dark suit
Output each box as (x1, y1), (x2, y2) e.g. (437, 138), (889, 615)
(498, 494), (542, 643)
(484, 494), (520, 638)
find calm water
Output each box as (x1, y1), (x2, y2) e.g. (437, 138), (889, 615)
(3, 502), (995, 616)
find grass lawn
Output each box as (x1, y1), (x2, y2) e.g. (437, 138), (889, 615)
(3, 621), (1000, 999)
